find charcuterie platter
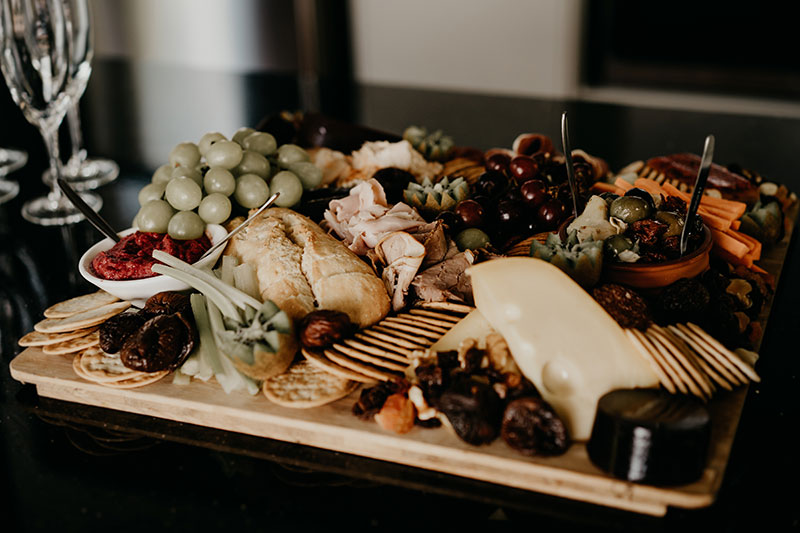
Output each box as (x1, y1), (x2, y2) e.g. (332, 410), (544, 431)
(9, 114), (797, 516)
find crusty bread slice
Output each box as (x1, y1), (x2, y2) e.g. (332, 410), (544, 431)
(224, 208), (390, 327)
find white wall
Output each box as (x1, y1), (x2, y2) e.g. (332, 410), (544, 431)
(349, 0), (584, 98)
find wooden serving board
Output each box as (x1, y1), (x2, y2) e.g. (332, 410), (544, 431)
(8, 346), (743, 516)
(10, 209), (796, 517)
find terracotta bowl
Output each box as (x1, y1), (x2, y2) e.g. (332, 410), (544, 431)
(602, 225), (712, 289)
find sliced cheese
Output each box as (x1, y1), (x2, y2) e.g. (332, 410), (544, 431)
(429, 309), (495, 352)
(469, 257), (659, 441)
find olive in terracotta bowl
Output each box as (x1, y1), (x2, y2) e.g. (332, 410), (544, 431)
(78, 224), (228, 307)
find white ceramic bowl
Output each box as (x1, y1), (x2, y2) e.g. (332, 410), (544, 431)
(79, 224), (228, 307)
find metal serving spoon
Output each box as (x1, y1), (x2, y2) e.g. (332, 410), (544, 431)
(57, 178), (120, 242)
(679, 134), (715, 256)
(197, 192), (280, 260)
(560, 111), (581, 218)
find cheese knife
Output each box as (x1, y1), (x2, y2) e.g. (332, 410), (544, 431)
(560, 111), (581, 218)
(197, 192), (280, 260)
(57, 178), (120, 243)
(679, 134), (715, 256)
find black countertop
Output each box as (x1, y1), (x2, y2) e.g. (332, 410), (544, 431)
(1, 75), (799, 531)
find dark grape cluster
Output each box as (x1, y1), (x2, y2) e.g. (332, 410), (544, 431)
(440, 151), (578, 248)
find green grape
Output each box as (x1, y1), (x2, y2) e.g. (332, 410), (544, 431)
(455, 228), (491, 251)
(165, 176), (203, 211)
(232, 127), (256, 145)
(242, 131), (277, 156)
(288, 161), (323, 190)
(152, 163), (174, 185)
(168, 211), (206, 240)
(198, 131), (226, 156)
(234, 173), (269, 208)
(276, 144), (310, 168)
(138, 182), (166, 206)
(203, 167), (236, 196)
(171, 165), (203, 186)
(270, 170), (303, 207)
(137, 200), (175, 233)
(198, 193), (232, 224)
(205, 140), (243, 169)
(169, 142), (201, 168)
(233, 150), (270, 179)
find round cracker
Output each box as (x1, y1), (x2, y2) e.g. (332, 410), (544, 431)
(43, 291), (120, 318)
(35, 301), (131, 333)
(78, 347), (144, 382)
(18, 326), (97, 347)
(263, 360), (358, 408)
(302, 348), (378, 384)
(99, 371), (169, 389)
(43, 330), (100, 355)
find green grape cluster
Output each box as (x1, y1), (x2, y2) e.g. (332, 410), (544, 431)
(134, 127), (323, 239)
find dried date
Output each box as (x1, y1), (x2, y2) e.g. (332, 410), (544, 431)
(501, 396), (569, 456)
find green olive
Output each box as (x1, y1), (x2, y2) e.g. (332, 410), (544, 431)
(455, 228), (490, 251)
(604, 234), (634, 260)
(655, 211), (684, 237)
(609, 196), (652, 223)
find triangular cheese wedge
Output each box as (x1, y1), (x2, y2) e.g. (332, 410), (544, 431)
(469, 257), (659, 440)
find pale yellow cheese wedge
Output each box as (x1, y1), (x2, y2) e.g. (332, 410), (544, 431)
(469, 257), (659, 441)
(429, 309), (495, 352)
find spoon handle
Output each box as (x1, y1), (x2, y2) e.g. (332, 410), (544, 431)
(57, 178), (121, 242)
(679, 135), (715, 256)
(560, 112), (581, 218)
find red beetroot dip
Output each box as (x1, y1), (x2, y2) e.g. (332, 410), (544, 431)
(91, 231), (211, 280)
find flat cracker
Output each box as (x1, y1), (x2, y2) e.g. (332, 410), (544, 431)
(43, 330), (100, 355)
(669, 325), (740, 388)
(357, 330), (426, 350)
(330, 343), (409, 372)
(651, 325), (716, 397)
(373, 326), (434, 346)
(383, 316), (450, 334)
(686, 323), (761, 382)
(43, 291), (119, 318)
(419, 301), (473, 314)
(375, 321), (443, 340)
(632, 329), (688, 395)
(644, 328), (705, 400)
(396, 313), (460, 328)
(342, 338), (411, 364)
(35, 301), (131, 333)
(302, 348), (378, 384)
(406, 309), (462, 323)
(99, 371), (169, 389)
(323, 348), (400, 382)
(263, 360), (358, 408)
(18, 326), (97, 347)
(348, 334), (414, 358)
(626, 329), (677, 394)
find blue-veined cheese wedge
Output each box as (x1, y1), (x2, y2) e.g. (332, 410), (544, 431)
(468, 257), (659, 440)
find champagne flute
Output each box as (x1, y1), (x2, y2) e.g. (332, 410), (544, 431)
(43, 0), (118, 191)
(0, 0), (101, 225)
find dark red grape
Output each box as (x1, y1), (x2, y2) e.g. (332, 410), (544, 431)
(470, 194), (492, 211)
(520, 179), (547, 208)
(496, 199), (525, 226)
(435, 210), (463, 233)
(474, 170), (507, 197)
(454, 199), (486, 228)
(537, 199), (565, 228)
(486, 153), (511, 175)
(503, 187), (523, 203)
(509, 155), (538, 182)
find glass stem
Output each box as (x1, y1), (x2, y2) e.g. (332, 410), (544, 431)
(39, 122), (64, 205)
(66, 102), (86, 172)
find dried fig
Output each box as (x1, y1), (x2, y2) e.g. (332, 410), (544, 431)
(99, 312), (147, 353)
(143, 291), (192, 316)
(120, 314), (195, 372)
